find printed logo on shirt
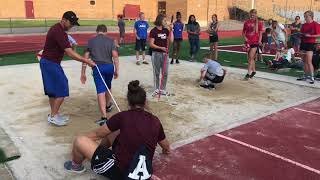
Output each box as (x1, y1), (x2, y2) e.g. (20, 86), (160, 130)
(139, 24), (147, 28)
(157, 33), (167, 39)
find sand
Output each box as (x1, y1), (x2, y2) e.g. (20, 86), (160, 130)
(0, 56), (319, 180)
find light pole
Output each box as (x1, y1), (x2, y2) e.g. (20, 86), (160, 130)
(207, 0), (209, 26)
(112, 0), (114, 19)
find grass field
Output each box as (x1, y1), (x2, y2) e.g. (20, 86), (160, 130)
(0, 37), (303, 77)
(0, 19), (137, 28)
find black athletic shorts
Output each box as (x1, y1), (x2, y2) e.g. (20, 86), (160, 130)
(91, 145), (123, 179)
(174, 38), (183, 42)
(135, 39), (146, 51)
(300, 43), (316, 52)
(205, 73), (225, 84)
(209, 34), (219, 43)
(248, 44), (261, 54)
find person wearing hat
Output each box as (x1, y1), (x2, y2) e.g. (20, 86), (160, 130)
(40, 11), (96, 126)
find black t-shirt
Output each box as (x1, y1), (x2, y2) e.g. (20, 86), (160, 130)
(149, 27), (170, 52)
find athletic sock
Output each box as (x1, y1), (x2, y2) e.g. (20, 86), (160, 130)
(71, 160), (82, 169)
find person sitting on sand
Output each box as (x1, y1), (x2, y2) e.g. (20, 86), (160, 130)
(268, 43), (295, 70)
(199, 53), (226, 89)
(64, 80), (171, 180)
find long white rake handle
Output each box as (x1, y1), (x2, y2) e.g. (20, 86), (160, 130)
(95, 65), (121, 112)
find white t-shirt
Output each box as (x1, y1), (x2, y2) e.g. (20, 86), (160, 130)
(202, 60), (224, 76)
(275, 23), (286, 42)
(283, 48), (295, 62)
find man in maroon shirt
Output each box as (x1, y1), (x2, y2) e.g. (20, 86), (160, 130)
(40, 11), (96, 126)
(64, 80), (170, 179)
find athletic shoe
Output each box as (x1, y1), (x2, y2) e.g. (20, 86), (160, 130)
(136, 61), (141, 65)
(296, 76), (306, 81)
(243, 74), (250, 80)
(189, 59), (194, 62)
(170, 59), (174, 64)
(142, 60), (149, 65)
(48, 114), (69, 122)
(106, 103), (113, 113)
(200, 84), (215, 90)
(249, 72), (256, 78)
(315, 73), (320, 81)
(151, 89), (160, 97)
(308, 77), (315, 84)
(176, 59), (180, 64)
(64, 160), (86, 173)
(161, 90), (171, 96)
(58, 114), (70, 122)
(95, 117), (108, 126)
(47, 115), (68, 126)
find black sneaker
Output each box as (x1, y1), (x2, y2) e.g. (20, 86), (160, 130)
(176, 59), (180, 64)
(297, 76), (306, 81)
(106, 103), (113, 112)
(95, 117), (108, 126)
(309, 78), (315, 84)
(244, 74), (250, 80)
(170, 59), (174, 64)
(209, 84), (215, 89)
(249, 72), (256, 78)
(315, 74), (320, 81)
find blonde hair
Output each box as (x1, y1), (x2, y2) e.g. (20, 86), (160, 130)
(304, 11), (314, 18)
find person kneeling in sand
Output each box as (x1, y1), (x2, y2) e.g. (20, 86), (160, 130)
(64, 80), (170, 180)
(199, 53), (226, 89)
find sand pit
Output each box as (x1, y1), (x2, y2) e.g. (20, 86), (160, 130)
(0, 56), (319, 179)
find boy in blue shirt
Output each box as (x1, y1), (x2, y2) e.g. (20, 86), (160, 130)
(171, 12), (184, 64)
(134, 12), (149, 65)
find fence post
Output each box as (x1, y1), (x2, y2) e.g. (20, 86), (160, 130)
(9, 18), (13, 34)
(44, 18), (48, 33)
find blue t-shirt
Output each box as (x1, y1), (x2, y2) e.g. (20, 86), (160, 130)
(134, 20), (149, 40)
(173, 21), (184, 39)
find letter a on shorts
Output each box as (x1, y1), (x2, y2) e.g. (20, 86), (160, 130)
(126, 145), (153, 180)
(128, 155), (151, 180)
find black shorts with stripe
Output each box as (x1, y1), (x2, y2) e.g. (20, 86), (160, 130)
(91, 145), (123, 179)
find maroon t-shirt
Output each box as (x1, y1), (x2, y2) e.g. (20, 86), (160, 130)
(42, 23), (71, 64)
(106, 108), (166, 171)
(149, 27), (169, 52)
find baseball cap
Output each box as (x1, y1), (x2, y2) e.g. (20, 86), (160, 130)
(63, 11), (80, 26)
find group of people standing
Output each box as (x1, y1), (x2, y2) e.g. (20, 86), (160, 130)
(243, 9), (320, 83)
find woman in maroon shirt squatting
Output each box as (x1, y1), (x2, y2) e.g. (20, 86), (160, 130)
(64, 80), (171, 180)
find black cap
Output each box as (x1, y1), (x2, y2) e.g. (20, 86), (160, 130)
(63, 11), (80, 26)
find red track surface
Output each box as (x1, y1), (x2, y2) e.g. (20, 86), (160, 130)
(0, 30), (242, 55)
(154, 98), (320, 180)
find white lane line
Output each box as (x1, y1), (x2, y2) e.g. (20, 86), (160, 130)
(215, 134), (320, 175)
(293, 108), (320, 116)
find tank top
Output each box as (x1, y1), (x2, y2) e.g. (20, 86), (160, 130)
(209, 22), (218, 36)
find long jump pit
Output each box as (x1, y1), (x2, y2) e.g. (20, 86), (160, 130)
(0, 56), (319, 180)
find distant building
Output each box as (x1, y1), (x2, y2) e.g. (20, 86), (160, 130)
(1, 0), (320, 25)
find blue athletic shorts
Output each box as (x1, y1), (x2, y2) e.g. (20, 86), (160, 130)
(93, 64), (114, 94)
(39, 58), (69, 98)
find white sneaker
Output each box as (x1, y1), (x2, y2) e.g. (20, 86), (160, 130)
(160, 90), (171, 96)
(47, 115), (68, 126)
(136, 61), (141, 65)
(151, 89), (160, 97)
(58, 114), (70, 122)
